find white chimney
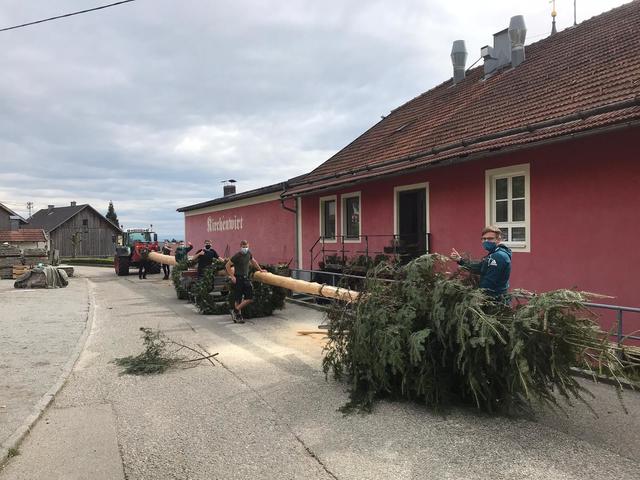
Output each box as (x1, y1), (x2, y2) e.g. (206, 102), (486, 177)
(509, 15), (527, 68)
(451, 40), (468, 84)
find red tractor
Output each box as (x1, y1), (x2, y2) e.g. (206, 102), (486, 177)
(114, 228), (162, 276)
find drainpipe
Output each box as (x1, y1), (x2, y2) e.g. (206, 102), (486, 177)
(279, 187), (299, 269)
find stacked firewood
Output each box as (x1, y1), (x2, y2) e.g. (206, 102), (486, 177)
(23, 248), (48, 266)
(0, 246), (49, 279)
(0, 245), (21, 279)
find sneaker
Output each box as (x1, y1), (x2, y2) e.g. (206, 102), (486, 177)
(230, 309), (238, 323)
(236, 311), (245, 324)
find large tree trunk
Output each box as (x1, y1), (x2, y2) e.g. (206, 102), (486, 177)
(147, 251), (359, 302)
(252, 271), (359, 303)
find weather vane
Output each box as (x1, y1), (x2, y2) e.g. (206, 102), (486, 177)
(550, 0), (558, 35)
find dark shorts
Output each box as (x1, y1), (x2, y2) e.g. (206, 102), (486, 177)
(234, 276), (253, 303)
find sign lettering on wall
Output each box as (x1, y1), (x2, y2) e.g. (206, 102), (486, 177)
(207, 215), (244, 232)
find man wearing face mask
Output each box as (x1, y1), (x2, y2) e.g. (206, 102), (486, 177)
(193, 240), (219, 278)
(450, 226), (512, 301)
(226, 240), (266, 323)
(174, 240), (193, 263)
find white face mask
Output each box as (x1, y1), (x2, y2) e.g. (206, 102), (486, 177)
(241, 247), (249, 254)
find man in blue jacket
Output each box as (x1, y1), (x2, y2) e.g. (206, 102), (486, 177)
(450, 226), (512, 301)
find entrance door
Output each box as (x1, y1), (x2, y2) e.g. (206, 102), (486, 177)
(397, 187), (427, 256)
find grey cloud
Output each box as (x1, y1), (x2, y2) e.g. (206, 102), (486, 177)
(0, 0), (628, 238)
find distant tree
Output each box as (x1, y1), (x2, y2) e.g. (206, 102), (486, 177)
(106, 201), (119, 227)
(70, 231), (83, 258)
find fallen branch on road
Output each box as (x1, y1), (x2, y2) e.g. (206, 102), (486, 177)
(114, 327), (218, 375)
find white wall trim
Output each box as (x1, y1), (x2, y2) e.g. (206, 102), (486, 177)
(393, 182), (430, 236)
(341, 191), (362, 243)
(485, 163), (531, 253)
(184, 192), (282, 216)
(319, 195), (338, 244)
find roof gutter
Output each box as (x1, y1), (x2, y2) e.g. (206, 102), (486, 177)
(279, 197), (297, 214)
(284, 118), (640, 198)
(283, 96), (640, 197)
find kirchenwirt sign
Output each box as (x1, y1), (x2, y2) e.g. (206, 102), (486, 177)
(207, 215), (244, 232)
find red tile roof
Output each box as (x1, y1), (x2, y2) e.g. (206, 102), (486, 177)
(0, 229), (48, 243)
(284, 1), (640, 196)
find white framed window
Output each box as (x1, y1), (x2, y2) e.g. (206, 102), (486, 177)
(341, 191), (361, 242)
(319, 195), (337, 243)
(485, 163), (530, 252)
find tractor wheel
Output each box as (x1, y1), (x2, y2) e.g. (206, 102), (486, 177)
(115, 256), (130, 276)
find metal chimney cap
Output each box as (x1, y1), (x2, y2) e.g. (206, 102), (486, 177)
(509, 15), (527, 45)
(451, 40), (468, 85)
(451, 40), (467, 55)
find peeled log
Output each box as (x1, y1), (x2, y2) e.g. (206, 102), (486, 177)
(147, 251), (359, 302)
(148, 251), (177, 266)
(253, 271), (359, 303)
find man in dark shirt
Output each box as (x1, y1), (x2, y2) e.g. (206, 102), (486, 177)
(138, 246), (149, 280)
(225, 240), (266, 323)
(174, 240), (193, 263)
(193, 240), (219, 277)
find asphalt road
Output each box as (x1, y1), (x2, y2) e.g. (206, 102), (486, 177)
(1, 266), (639, 479)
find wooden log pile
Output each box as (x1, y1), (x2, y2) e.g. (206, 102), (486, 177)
(23, 248), (48, 266)
(0, 246), (49, 279)
(12, 265), (30, 278)
(0, 244), (22, 279)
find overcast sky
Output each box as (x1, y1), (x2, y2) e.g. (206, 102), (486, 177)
(0, 0), (630, 239)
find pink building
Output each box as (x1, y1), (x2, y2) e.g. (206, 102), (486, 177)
(179, 183), (297, 266)
(182, 4), (640, 333)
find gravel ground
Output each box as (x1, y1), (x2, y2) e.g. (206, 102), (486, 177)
(0, 275), (88, 449)
(1, 266), (639, 479)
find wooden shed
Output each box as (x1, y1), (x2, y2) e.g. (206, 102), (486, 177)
(27, 202), (121, 257)
(0, 202), (27, 231)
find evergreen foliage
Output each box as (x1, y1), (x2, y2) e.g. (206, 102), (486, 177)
(114, 327), (217, 375)
(106, 201), (119, 227)
(171, 260), (190, 299)
(322, 254), (640, 414)
(114, 328), (183, 375)
(192, 262), (287, 319)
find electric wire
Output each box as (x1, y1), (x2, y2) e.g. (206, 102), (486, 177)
(0, 0), (136, 33)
